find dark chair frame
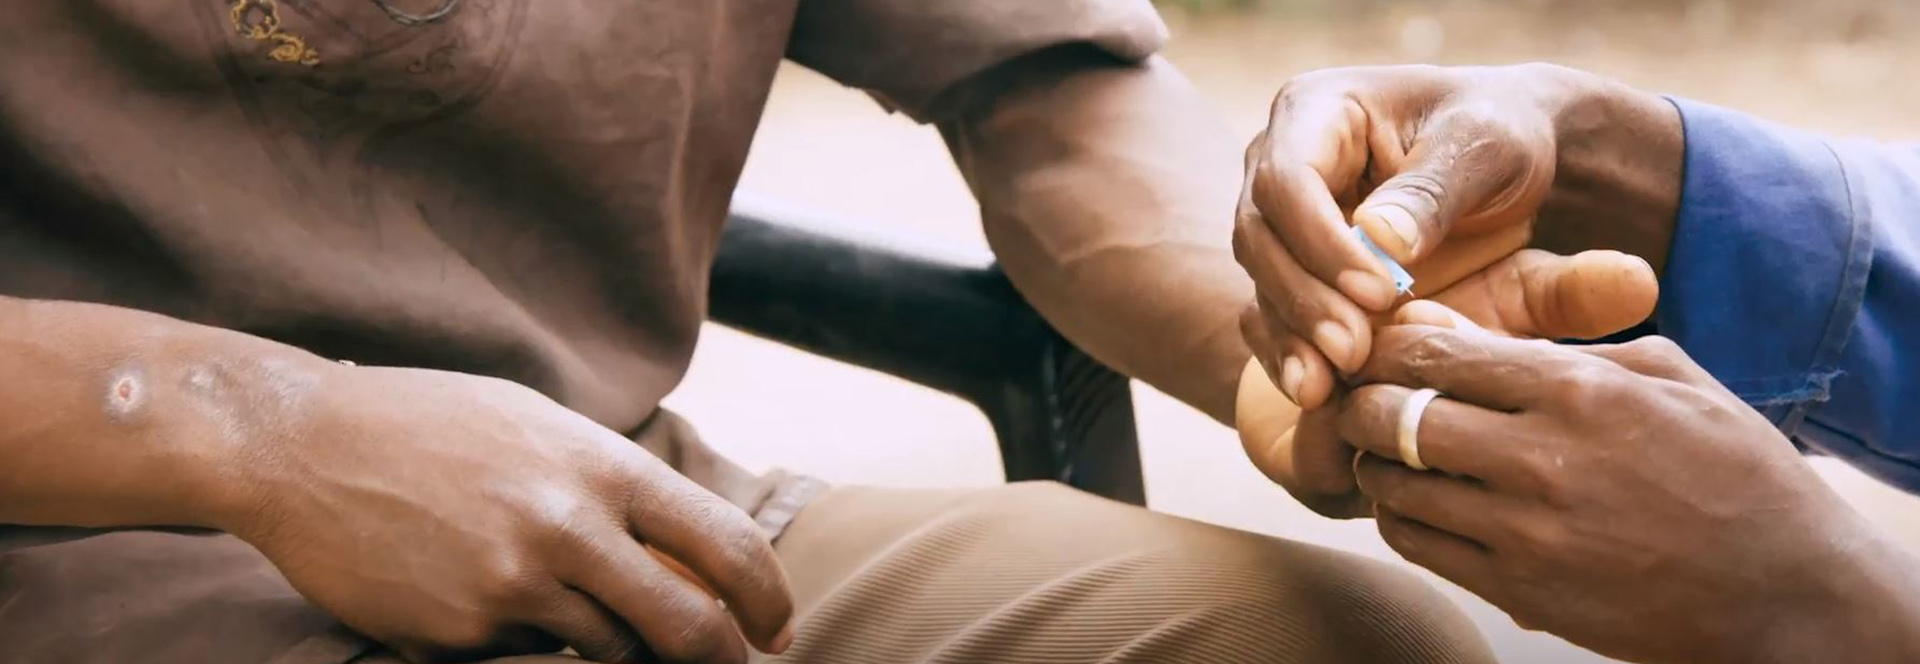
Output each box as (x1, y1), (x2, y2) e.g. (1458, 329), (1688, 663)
(708, 198), (1147, 505)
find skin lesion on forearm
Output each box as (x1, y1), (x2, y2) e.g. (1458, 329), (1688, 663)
(936, 48), (1254, 424)
(0, 296), (323, 531)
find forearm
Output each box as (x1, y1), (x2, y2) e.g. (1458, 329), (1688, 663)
(0, 296), (321, 529)
(1758, 526), (1920, 664)
(942, 52), (1251, 423)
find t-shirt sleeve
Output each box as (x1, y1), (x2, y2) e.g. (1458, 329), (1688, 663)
(785, 0), (1169, 122)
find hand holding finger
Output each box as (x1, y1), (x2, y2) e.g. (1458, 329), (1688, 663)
(625, 459), (795, 656)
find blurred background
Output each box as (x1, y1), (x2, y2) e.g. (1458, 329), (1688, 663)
(670, 1), (1920, 662)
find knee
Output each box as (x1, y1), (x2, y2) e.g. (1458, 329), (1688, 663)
(1120, 537), (1496, 664)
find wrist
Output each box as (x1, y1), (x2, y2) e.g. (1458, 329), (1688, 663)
(1745, 518), (1920, 664)
(158, 341), (341, 537)
(1527, 64), (1685, 273)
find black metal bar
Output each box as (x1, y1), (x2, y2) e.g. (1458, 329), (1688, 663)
(708, 202), (1145, 504)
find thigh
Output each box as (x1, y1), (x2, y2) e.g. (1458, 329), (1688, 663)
(767, 482), (1495, 664)
(0, 528), (606, 664)
(0, 526), (375, 664)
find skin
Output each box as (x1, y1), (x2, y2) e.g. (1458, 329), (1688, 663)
(954, 52), (1656, 428)
(1233, 62), (1920, 661)
(0, 40), (1276, 664)
(939, 47), (1257, 425)
(1235, 62), (1682, 413)
(1233, 63), (1679, 514)
(0, 298), (794, 664)
(1341, 326), (1920, 664)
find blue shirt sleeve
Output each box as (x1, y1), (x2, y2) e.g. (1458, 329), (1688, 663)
(1660, 98), (1920, 492)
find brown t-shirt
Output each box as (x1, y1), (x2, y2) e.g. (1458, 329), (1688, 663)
(0, 0), (1165, 436)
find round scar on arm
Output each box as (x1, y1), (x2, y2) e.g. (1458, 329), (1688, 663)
(104, 367), (148, 420)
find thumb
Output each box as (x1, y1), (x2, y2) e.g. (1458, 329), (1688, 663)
(1438, 249), (1659, 339)
(1352, 115), (1551, 265)
(1518, 249), (1660, 339)
(1426, 249), (1658, 340)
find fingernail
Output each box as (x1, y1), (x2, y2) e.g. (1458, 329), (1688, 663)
(1336, 269), (1398, 312)
(1279, 355), (1305, 405)
(770, 623), (796, 653)
(1311, 320), (1356, 373)
(1364, 205), (1421, 259)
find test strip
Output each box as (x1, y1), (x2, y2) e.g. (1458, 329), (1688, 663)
(1353, 225), (1415, 295)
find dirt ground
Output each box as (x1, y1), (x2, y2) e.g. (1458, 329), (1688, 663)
(666, 5), (1920, 662)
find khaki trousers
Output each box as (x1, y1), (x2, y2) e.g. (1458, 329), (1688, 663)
(0, 480), (1491, 664)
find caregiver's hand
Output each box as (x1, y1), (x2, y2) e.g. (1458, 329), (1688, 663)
(1339, 326), (1920, 664)
(1236, 251), (1656, 517)
(1233, 63), (1684, 410)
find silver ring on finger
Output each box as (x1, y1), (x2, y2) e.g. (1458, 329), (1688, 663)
(1397, 388), (1442, 471)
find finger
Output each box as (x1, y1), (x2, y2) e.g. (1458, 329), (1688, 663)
(562, 534), (749, 664)
(1392, 299), (1482, 331)
(1291, 403), (1360, 497)
(1354, 453), (1516, 544)
(1239, 302), (1285, 396)
(532, 589), (648, 663)
(626, 465), (795, 655)
(1237, 162), (1378, 375)
(1352, 109), (1551, 264)
(1250, 91), (1401, 312)
(1432, 249), (1658, 340)
(1243, 301), (1340, 409)
(1336, 383), (1532, 482)
(1248, 424), (1370, 519)
(1359, 325), (1582, 412)
(1375, 506), (1501, 601)
(1270, 326), (1338, 410)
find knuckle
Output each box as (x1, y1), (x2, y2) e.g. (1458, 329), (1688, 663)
(1282, 287), (1317, 320)
(1551, 360), (1621, 408)
(1271, 77), (1314, 115)
(1340, 385), (1396, 434)
(474, 554), (545, 610)
(1230, 219), (1255, 265)
(1629, 334), (1684, 357)
(1384, 170), (1448, 215)
(1389, 327), (1464, 380)
(650, 609), (735, 663)
(1621, 335), (1687, 369)
(1238, 304), (1265, 342)
(693, 497), (772, 577)
(531, 496), (606, 548)
(1507, 517), (1572, 557)
(1249, 158), (1286, 204)
(1505, 448), (1564, 502)
(1272, 68), (1359, 113)
(1243, 130), (1267, 166)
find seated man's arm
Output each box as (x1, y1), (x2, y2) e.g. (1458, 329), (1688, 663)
(940, 50), (1253, 424)
(786, 0), (1252, 422)
(1658, 101), (1920, 491)
(0, 296), (797, 660)
(0, 295), (306, 528)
